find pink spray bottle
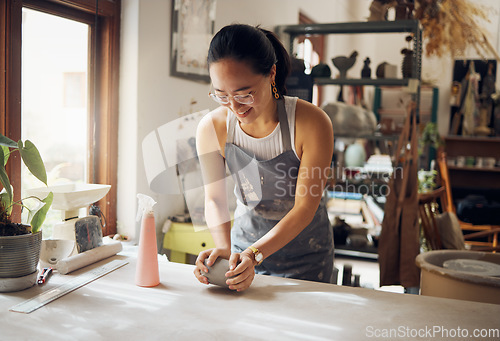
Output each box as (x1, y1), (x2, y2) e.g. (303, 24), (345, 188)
(135, 194), (160, 287)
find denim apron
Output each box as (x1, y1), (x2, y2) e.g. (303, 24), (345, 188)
(225, 99), (334, 283)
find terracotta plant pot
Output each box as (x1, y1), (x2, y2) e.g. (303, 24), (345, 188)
(0, 230), (42, 292)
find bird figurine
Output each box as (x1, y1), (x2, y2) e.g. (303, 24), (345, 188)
(332, 51), (358, 79)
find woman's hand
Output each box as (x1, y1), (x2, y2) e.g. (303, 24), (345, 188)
(225, 249), (256, 292)
(194, 248), (231, 285)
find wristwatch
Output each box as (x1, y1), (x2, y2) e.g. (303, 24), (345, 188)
(248, 246), (264, 266)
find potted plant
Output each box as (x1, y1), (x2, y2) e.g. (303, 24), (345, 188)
(418, 121), (444, 170)
(0, 134), (53, 292)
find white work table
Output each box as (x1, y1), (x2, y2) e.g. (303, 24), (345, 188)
(1, 248), (499, 341)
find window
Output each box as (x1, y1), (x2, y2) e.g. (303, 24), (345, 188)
(21, 9), (90, 236)
(63, 72), (87, 108)
(1, 0), (120, 236)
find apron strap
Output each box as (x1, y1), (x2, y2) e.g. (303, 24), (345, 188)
(226, 98), (292, 150)
(277, 99), (292, 151)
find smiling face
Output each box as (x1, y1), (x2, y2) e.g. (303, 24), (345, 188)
(209, 58), (276, 125)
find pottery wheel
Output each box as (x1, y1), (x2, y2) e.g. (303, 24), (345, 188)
(443, 259), (500, 277)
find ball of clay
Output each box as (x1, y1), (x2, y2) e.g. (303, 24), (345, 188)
(200, 258), (232, 288)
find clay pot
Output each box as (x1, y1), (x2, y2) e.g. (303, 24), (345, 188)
(0, 230), (42, 292)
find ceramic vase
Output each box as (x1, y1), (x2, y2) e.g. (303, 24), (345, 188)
(401, 50), (413, 78)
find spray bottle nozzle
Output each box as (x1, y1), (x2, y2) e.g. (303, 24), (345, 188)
(136, 194), (157, 222)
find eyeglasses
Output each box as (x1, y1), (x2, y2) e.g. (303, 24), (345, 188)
(208, 92), (255, 105)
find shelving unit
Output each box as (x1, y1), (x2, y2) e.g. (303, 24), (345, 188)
(444, 136), (500, 190)
(276, 19), (425, 177)
(276, 19), (422, 90)
(277, 19), (425, 129)
(277, 20), (424, 259)
(277, 18), (426, 162)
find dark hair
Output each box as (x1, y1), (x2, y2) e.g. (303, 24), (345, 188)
(207, 24), (291, 96)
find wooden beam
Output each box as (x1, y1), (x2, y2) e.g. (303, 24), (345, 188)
(1, 0), (22, 222)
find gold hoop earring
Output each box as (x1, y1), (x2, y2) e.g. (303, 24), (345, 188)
(271, 81), (279, 99)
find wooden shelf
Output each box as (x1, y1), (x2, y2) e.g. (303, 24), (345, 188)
(313, 77), (411, 87)
(445, 135), (500, 143)
(444, 136), (500, 190)
(444, 136), (500, 159)
(279, 20), (420, 35)
(448, 166), (500, 173)
(336, 134), (399, 141)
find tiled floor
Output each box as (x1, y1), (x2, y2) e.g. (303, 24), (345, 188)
(334, 256), (404, 293)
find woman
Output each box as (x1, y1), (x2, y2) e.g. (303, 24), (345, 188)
(194, 24), (334, 291)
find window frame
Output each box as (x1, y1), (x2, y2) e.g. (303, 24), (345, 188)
(0, 0), (120, 235)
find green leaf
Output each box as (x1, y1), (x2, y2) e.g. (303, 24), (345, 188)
(30, 192), (53, 233)
(0, 145), (10, 166)
(19, 140), (47, 185)
(0, 192), (12, 216)
(0, 134), (17, 148)
(0, 163), (12, 204)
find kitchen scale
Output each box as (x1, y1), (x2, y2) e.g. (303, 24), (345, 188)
(27, 183), (111, 254)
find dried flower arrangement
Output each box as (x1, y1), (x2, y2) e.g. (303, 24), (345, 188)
(414, 0), (500, 61)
